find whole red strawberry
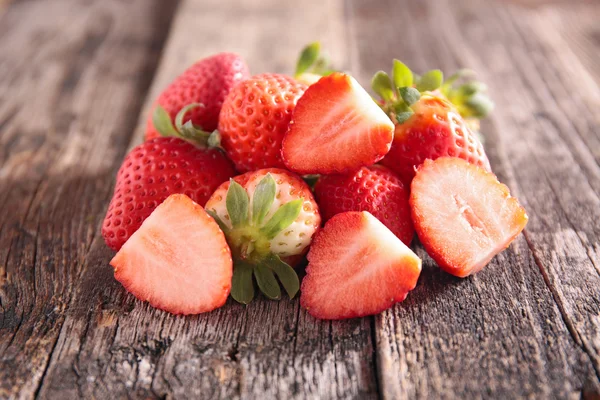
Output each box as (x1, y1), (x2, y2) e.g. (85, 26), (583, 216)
(102, 137), (236, 251)
(145, 53), (250, 141)
(371, 60), (490, 184)
(314, 165), (414, 245)
(205, 168), (321, 304)
(217, 73), (307, 173)
(381, 95), (490, 183)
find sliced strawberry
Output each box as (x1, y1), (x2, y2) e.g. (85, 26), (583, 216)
(410, 157), (528, 278)
(110, 194), (232, 315)
(300, 211), (421, 320)
(282, 73), (394, 174)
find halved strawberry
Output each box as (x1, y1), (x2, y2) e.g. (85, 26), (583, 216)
(410, 157), (528, 278)
(282, 73), (394, 174)
(110, 194), (232, 315)
(300, 211), (421, 320)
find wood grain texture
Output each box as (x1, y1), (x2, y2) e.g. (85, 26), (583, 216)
(29, 0), (378, 399)
(1, 0), (599, 399)
(347, 0), (600, 398)
(0, 0), (178, 398)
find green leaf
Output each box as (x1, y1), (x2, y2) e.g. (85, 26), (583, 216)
(260, 199), (303, 239)
(416, 69), (443, 92)
(266, 254), (299, 299)
(171, 103), (210, 145)
(395, 110), (414, 124)
(207, 130), (222, 149)
(226, 180), (249, 228)
(254, 264), (281, 300)
(179, 120), (209, 141)
(296, 42), (320, 76)
(393, 101), (411, 114)
(398, 87), (421, 106)
(231, 261), (255, 304)
(458, 81), (487, 97)
(392, 59), (413, 89)
(441, 69), (472, 91)
(464, 93), (494, 118)
(371, 71), (395, 102)
(205, 209), (229, 233)
(312, 54), (331, 75)
(175, 103), (204, 132)
(152, 105), (178, 137)
(252, 174), (276, 225)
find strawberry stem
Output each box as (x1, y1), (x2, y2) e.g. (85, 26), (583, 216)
(152, 103), (212, 147)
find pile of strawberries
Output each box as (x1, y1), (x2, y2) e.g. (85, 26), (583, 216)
(102, 43), (528, 320)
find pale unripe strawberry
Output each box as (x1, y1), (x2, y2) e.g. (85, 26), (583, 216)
(205, 168), (321, 304)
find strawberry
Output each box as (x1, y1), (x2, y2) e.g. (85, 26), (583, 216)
(110, 194), (232, 315)
(371, 60), (491, 184)
(205, 168), (321, 304)
(300, 211), (421, 320)
(410, 157), (528, 278)
(102, 137), (236, 251)
(217, 74), (307, 173)
(146, 52), (250, 141)
(314, 165), (414, 245)
(281, 73), (395, 175)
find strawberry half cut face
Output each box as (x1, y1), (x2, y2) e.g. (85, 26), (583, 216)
(282, 73), (395, 175)
(410, 157), (528, 277)
(110, 194), (233, 315)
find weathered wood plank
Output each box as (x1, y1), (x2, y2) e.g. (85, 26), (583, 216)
(348, 0), (600, 398)
(0, 0), (178, 398)
(34, 0), (379, 399)
(2, 0), (599, 398)
(460, 0), (600, 380)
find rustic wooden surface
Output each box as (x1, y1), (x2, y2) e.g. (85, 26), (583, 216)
(0, 0), (599, 399)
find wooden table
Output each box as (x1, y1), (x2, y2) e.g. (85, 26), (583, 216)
(1, 0), (599, 398)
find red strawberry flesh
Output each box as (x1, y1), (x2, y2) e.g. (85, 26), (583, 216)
(410, 157), (528, 277)
(110, 194), (232, 315)
(282, 73), (394, 175)
(301, 211), (421, 320)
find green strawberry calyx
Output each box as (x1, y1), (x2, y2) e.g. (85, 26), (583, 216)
(206, 174), (302, 304)
(152, 103), (220, 147)
(440, 69), (494, 120)
(371, 60), (493, 125)
(294, 42), (336, 82)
